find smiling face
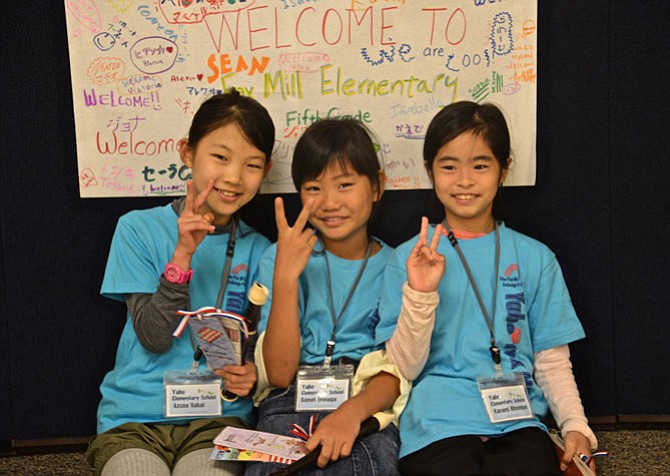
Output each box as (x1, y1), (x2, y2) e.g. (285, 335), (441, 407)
(300, 160), (380, 259)
(429, 130), (508, 233)
(180, 122), (267, 226)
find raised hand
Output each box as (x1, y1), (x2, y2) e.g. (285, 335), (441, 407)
(406, 217), (446, 293)
(273, 197), (318, 281)
(172, 180), (215, 268)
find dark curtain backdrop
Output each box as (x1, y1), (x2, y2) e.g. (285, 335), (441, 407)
(1, 1), (668, 440)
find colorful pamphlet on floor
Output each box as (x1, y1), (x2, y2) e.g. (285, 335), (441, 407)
(211, 426), (308, 463)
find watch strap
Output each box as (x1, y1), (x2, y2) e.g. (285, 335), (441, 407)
(163, 263), (193, 284)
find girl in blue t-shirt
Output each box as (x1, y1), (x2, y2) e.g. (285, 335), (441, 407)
(245, 119), (402, 476)
(376, 101), (600, 476)
(86, 90), (275, 476)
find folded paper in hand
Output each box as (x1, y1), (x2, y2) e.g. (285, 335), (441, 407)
(175, 307), (249, 370)
(548, 429), (596, 476)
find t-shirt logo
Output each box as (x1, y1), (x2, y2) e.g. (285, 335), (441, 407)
(501, 263), (522, 289)
(225, 264), (250, 314)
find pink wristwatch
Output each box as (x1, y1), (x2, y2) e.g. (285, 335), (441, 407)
(163, 263), (193, 284)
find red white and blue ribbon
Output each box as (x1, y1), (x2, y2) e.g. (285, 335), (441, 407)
(173, 306), (249, 338)
(289, 415), (317, 442)
(578, 450), (610, 465)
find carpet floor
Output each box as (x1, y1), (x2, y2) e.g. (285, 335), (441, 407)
(0, 429), (668, 476)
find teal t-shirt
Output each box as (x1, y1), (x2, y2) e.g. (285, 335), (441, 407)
(257, 239), (393, 365)
(376, 224), (586, 458)
(97, 204), (270, 434)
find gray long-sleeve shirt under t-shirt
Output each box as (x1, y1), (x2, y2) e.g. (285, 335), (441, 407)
(126, 277), (190, 354)
(125, 198), (235, 354)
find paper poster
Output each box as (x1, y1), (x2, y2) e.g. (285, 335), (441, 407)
(64, 0), (537, 197)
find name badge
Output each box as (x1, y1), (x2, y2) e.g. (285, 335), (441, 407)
(164, 370), (222, 418)
(477, 373), (533, 423)
(295, 364), (354, 412)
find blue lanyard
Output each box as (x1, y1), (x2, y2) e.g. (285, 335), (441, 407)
(322, 238), (373, 367)
(215, 218), (237, 310)
(443, 221), (502, 371)
(190, 218), (237, 360)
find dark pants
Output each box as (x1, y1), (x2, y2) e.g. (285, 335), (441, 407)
(244, 384), (400, 476)
(399, 427), (562, 476)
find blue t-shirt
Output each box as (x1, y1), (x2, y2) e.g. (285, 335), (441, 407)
(376, 224), (585, 458)
(97, 203), (270, 434)
(257, 239), (393, 365)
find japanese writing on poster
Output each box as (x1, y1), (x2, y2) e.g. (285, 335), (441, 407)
(65, 0), (537, 197)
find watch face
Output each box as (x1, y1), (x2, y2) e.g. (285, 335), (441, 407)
(165, 264), (191, 283)
(165, 266), (179, 282)
(165, 264), (187, 283)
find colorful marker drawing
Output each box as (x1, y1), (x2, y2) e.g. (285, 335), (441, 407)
(64, 1), (538, 197)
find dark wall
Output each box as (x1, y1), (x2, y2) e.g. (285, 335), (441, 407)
(1, 1), (668, 440)
(610, 2), (670, 415)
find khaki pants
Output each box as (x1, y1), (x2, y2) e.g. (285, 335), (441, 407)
(86, 417), (248, 476)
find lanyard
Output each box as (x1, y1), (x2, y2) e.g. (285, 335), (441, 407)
(322, 238), (373, 367)
(215, 218), (237, 309)
(191, 217), (237, 362)
(443, 221), (502, 372)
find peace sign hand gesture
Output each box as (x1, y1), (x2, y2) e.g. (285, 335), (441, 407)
(171, 180), (215, 269)
(406, 217), (446, 293)
(273, 197), (318, 281)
